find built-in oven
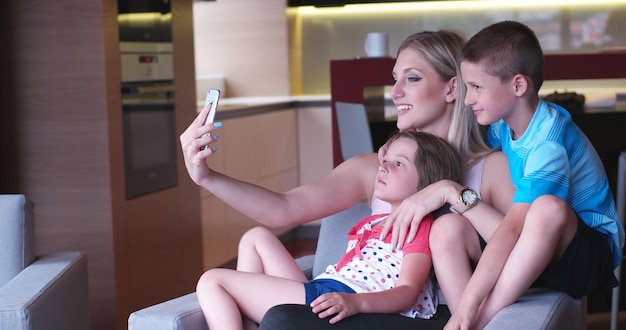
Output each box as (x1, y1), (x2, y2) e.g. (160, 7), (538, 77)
(120, 41), (177, 199)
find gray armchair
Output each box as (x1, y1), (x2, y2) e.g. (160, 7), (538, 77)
(0, 194), (88, 330)
(129, 202), (585, 330)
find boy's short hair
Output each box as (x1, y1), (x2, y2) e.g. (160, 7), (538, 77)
(461, 20), (544, 94)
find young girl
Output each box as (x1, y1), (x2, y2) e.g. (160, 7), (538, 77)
(196, 131), (462, 329)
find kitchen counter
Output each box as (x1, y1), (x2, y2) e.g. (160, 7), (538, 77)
(197, 95), (330, 120)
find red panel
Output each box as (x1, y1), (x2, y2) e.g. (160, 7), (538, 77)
(544, 53), (626, 80)
(330, 53), (626, 167)
(330, 57), (395, 166)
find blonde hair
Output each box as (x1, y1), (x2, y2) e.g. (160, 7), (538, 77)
(398, 30), (491, 170)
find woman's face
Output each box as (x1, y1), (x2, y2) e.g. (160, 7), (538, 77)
(391, 47), (454, 138)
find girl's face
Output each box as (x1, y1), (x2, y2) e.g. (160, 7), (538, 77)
(391, 47), (454, 138)
(374, 137), (420, 206)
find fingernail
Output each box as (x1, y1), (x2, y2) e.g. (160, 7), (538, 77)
(379, 233), (384, 240)
(396, 243), (401, 250)
(211, 147), (218, 152)
(214, 122), (222, 127)
(407, 237), (412, 244)
(213, 135), (220, 141)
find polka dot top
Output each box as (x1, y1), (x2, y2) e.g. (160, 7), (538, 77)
(314, 214), (438, 319)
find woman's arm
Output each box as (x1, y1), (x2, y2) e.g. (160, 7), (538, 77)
(180, 106), (379, 228)
(310, 253), (432, 324)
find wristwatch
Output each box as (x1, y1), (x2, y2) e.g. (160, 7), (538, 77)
(450, 188), (479, 215)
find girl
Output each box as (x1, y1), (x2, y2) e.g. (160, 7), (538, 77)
(196, 131), (463, 329)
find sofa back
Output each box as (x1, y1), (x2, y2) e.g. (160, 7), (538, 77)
(312, 203), (371, 277)
(0, 194), (35, 288)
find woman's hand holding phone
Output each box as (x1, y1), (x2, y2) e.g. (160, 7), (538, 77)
(179, 89), (221, 186)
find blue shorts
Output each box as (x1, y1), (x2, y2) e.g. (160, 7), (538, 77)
(303, 278), (356, 305)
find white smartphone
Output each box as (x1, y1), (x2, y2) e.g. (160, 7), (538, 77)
(202, 88), (220, 150)
(203, 88), (220, 126)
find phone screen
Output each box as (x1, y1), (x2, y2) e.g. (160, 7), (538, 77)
(202, 89), (220, 150)
(203, 88), (220, 126)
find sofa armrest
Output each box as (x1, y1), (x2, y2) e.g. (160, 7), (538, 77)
(128, 254), (317, 330)
(129, 292), (208, 330)
(0, 251), (88, 330)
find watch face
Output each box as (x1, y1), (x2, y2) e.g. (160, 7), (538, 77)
(461, 189), (477, 204)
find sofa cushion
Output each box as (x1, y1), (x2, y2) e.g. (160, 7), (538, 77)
(313, 203), (370, 277)
(0, 194), (35, 288)
(484, 288), (584, 330)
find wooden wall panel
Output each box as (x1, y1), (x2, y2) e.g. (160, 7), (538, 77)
(1, 0), (119, 328)
(113, 0), (204, 328)
(1, 0), (203, 329)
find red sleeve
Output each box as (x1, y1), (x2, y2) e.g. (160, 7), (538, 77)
(401, 215), (433, 256)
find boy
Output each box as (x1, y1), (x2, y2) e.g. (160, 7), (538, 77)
(446, 20), (625, 329)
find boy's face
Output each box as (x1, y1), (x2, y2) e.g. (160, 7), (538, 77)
(375, 137), (420, 206)
(460, 61), (517, 126)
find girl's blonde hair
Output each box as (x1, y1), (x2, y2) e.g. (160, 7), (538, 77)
(398, 30), (491, 170)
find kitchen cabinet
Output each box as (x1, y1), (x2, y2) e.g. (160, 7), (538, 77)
(200, 108), (299, 269)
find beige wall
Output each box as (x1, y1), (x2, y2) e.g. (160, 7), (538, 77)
(193, 0), (290, 98)
(288, 2), (626, 95)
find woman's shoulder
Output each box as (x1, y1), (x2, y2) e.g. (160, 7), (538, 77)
(327, 153), (380, 204)
(480, 150), (514, 213)
(483, 150), (508, 167)
(334, 153), (379, 179)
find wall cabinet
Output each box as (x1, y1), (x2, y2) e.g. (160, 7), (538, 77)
(200, 109), (299, 269)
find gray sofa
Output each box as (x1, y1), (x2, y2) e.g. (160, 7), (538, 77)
(129, 202), (585, 329)
(0, 194), (89, 330)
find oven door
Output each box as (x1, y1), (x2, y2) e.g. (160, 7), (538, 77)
(122, 100), (177, 199)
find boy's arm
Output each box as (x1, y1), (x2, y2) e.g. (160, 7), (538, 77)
(445, 203), (529, 330)
(311, 253), (431, 324)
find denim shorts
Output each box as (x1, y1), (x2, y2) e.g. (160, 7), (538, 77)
(303, 278), (356, 305)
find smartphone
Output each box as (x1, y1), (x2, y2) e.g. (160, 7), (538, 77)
(203, 88), (220, 126)
(202, 88), (220, 150)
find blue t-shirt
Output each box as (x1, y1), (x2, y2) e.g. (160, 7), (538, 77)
(486, 100), (624, 267)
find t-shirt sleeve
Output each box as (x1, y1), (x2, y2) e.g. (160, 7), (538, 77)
(401, 216), (433, 256)
(486, 121), (503, 148)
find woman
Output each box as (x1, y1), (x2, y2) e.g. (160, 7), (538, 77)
(181, 30), (514, 329)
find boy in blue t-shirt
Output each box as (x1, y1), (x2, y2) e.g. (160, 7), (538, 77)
(445, 20), (625, 330)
